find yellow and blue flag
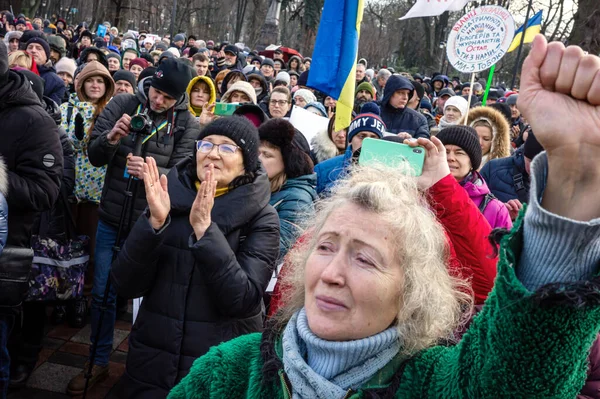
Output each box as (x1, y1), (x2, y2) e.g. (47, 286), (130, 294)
(508, 10), (543, 53)
(307, 0), (364, 132)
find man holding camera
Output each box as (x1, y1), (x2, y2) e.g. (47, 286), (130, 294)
(67, 58), (199, 395)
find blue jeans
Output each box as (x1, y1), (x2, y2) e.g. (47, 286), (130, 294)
(89, 220), (118, 366)
(0, 314), (14, 399)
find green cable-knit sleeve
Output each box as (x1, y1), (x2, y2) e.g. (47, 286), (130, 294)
(396, 219), (600, 399)
(168, 333), (280, 399)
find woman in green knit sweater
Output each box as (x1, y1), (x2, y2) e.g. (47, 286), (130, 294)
(169, 35), (600, 399)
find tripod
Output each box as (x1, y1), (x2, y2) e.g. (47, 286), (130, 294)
(82, 131), (147, 398)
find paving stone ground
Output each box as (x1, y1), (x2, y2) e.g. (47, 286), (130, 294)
(7, 301), (132, 399)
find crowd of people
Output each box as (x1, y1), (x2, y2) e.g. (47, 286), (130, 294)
(0, 11), (599, 399)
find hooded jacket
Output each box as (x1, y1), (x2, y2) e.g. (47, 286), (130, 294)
(468, 106), (511, 168)
(247, 72), (270, 104)
(77, 46), (109, 69)
(461, 171), (512, 230)
(380, 75), (429, 138)
(287, 55), (303, 74)
(38, 62), (67, 105)
(110, 156), (280, 398)
(88, 77), (199, 229)
(310, 127), (342, 165)
(0, 70), (63, 247)
(269, 174), (317, 259)
(480, 146), (529, 204)
(185, 75), (216, 117)
(62, 61), (114, 203)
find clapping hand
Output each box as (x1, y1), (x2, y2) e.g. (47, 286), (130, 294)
(190, 164), (217, 240)
(404, 136), (450, 191)
(143, 157), (170, 230)
(519, 34), (600, 220)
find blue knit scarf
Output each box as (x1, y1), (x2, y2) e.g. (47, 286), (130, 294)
(282, 308), (401, 399)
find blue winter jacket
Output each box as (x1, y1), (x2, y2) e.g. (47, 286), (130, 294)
(269, 174), (318, 259)
(480, 147), (529, 203)
(380, 76), (430, 138)
(314, 146), (354, 195)
(38, 64), (67, 105)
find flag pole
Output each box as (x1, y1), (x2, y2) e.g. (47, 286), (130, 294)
(463, 72), (476, 126)
(510, 0), (533, 90)
(482, 64), (496, 106)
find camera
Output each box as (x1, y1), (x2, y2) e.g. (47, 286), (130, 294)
(130, 113), (152, 135)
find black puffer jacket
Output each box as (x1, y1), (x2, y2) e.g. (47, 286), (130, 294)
(34, 96), (76, 237)
(110, 157), (280, 398)
(0, 71), (63, 247)
(88, 78), (199, 229)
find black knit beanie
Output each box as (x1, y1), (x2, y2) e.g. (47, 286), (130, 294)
(113, 70), (137, 90)
(258, 119), (314, 178)
(151, 58), (192, 100)
(197, 116), (260, 172)
(437, 125), (482, 171)
(26, 37), (51, 62)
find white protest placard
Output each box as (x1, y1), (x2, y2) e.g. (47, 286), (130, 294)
(288, 105), (329, 148)
(446, 6), (515, 73)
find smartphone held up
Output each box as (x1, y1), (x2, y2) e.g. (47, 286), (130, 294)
(359, 137), (425, 176)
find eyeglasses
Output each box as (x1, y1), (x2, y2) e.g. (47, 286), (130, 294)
(196, 140), (240, 156)
(269, 100), (289, 106)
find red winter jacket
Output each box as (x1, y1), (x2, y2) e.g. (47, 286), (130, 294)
(268, 174), (498, 317)
(427, 174), (498, 304)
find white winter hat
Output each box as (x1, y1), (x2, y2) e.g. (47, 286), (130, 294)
(166, 47), (181, 58)
(444, 95), (469, 118)
(55, 57), (77, 79)
(275, 71), (290, 85)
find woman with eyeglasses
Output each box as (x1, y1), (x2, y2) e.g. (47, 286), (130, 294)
(268, 86), (292, 119)
(109, 116), (280, 397)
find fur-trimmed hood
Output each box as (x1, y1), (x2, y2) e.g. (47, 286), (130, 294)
(468, 106), (511, 167)
(311, 127), (340, 164)
(0, 155), (8, 197)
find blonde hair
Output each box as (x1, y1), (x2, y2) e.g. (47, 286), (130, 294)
(8, 50), (32, 69)
(269, 172), (287, 193)
(276, 164), (472, 355)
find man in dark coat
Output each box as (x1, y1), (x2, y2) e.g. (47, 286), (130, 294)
(379, 75), (430, 138)
(7, 74), (76, 388)
(67, 58), (199, 395)
(0, 41), (62, 395)
(25, 37), (66, 105)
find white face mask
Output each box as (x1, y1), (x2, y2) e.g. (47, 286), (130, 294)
(255, 87), (263, 96)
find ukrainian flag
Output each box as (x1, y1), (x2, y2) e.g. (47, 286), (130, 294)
(508, 10), (543, 53)
(307, 0), (364, 131)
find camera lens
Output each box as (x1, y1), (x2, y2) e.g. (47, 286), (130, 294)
(130, 115), (145, 131)
(413, 149), (422, 154)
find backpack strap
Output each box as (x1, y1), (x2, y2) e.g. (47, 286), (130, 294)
(478, 193), (496, 214)
(512, 172), (528, 203)
(66, 103), (74, 126)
